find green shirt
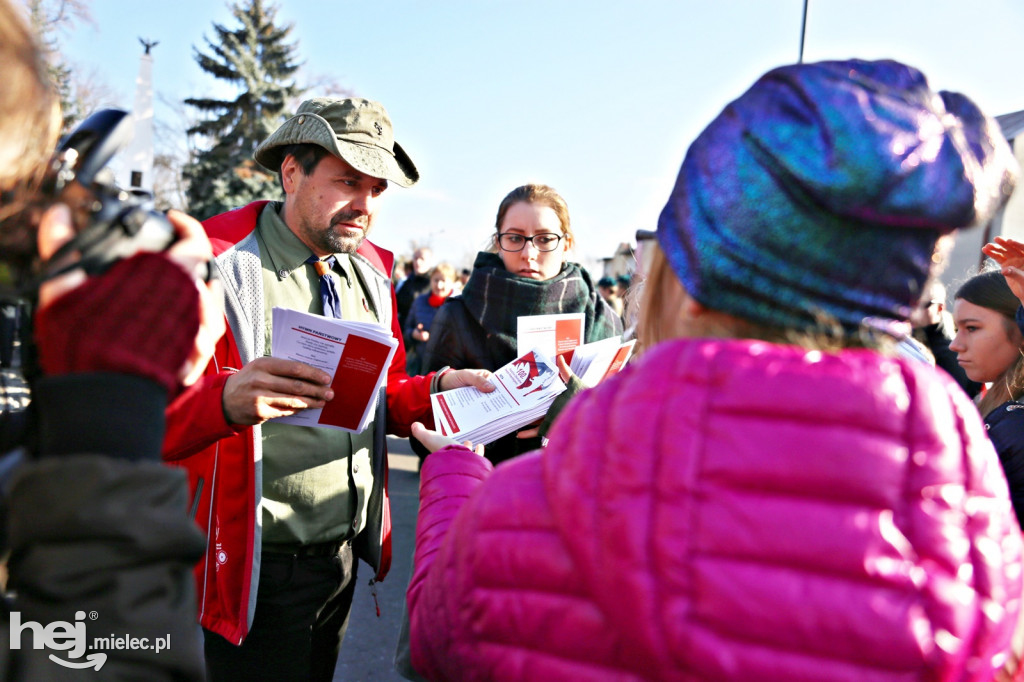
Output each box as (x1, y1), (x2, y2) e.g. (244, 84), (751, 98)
(255, 202), (378, 546)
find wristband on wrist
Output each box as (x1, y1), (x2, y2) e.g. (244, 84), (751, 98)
(431, 366), (452, 394)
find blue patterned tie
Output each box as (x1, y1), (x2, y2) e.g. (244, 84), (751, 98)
(307, 255), (341, 318)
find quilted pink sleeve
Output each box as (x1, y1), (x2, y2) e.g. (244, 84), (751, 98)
(407, 446), (493, 678)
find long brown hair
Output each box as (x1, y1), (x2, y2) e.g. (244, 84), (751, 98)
(955, 270), (1024, 416)
(0, 0), (59, 192)
(0, 0), (62, 277)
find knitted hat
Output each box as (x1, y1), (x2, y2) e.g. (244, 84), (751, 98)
(254, 97), (419, 187)
(656, 59), (1017, 335)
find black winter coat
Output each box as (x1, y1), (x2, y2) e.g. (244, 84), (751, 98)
(986, 400), (1024, 529)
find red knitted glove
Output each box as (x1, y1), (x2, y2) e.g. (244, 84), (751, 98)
(34, 252), (201, 396)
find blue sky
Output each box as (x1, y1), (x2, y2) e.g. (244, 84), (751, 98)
(55, 0), (1024, 270)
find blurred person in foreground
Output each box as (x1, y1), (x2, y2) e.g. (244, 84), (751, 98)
(160, 97), (491, 681)
(0, 0), (224, 679)
(405, 59), (1024, 681)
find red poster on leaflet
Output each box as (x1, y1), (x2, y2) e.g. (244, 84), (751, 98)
(554, 317), (582, 361)
(318, 334), (393, 431)
(601, 343), (635, 382)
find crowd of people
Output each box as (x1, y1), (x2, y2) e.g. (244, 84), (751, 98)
(4, 0), (1024, 679)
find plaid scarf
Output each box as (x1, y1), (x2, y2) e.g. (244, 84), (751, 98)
(460, 252), (623, 365)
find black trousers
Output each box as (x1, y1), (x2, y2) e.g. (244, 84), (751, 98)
(204, 542), (357, 682)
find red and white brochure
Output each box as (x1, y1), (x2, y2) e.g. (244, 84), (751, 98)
(431, 349), (566, 445)
(430, 317), (637, 446)
(270, 307), (397, 433)
(516, 313), (584, 360)
(569, 337), (637, 385)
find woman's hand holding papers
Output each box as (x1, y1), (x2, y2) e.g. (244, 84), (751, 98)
(411, 421), (484, 456)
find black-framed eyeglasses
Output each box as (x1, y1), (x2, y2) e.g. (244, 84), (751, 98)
(497, 233), (563, 252)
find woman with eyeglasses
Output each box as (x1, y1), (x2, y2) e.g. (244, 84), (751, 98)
(420, 183), (622, 464)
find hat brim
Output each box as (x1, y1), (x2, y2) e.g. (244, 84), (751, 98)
(254, 113), (419, 188)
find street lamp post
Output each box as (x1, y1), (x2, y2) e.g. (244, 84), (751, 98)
(798, 0), (809, 63)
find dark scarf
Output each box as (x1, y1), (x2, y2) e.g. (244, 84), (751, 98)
(460, 251), (623, 365)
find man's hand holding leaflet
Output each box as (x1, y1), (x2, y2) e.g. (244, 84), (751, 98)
(270, 307), (397, 432)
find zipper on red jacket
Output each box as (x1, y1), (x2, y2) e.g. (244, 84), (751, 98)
(188, 477), (204, 520)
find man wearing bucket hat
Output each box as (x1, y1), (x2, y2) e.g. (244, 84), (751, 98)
(162, 97), (492, 681)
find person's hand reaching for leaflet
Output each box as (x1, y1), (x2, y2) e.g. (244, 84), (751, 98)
(410, 421), (483, 456)
(33, 205), (226, 395)
(984, 236), (1024, 307)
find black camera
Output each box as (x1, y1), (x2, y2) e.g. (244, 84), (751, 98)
(1, 108), (177, 454)
(39, 108), (177, 281)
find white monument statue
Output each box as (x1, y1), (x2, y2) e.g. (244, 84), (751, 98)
(116, 38), (157, 193)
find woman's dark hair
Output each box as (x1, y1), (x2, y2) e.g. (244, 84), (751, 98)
(955, 270), (1024, 415)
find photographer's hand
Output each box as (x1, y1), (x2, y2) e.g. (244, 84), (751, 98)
(34, 203), (225, 394)
(36, 204), (85, 302)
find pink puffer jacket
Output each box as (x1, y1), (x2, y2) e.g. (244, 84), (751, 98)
(407, 338), (1023, 681)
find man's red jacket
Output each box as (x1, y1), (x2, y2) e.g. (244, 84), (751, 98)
(163, 201), (435, 645)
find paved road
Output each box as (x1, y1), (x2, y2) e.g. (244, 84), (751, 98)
(333, 436), (421, 682)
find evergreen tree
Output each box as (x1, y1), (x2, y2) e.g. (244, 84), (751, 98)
(183, 0), (303, 219)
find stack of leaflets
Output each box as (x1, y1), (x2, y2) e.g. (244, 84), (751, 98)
(270, 307), (397, 433)
(431, 349), (566, 445)
(430, 314), (637, 445)
(518, 312), (636, 383)
(567, 335), (636, 385)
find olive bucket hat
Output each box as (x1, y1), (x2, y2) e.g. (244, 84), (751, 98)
(254, 97), (419, 187)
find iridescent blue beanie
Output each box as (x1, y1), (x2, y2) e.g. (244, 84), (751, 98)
(656, 59), (1018, 335)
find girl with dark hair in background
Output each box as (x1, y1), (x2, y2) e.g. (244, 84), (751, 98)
(958, 243), (1024, 527)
